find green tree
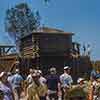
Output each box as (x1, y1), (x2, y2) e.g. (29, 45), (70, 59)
(5, 3), (40, 39)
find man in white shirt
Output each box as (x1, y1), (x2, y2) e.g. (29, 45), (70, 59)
(26, 68), (34, 85)
(36, 70), (47, 85)
(60, 66), (73, 88)
(60, 66), (73, 99)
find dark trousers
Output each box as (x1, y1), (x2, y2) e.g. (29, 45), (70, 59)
(49, 93), (58, 100)
(61, 88), (64, 100)
(14, 87), (22, 100)
(40, 96), (46, 100)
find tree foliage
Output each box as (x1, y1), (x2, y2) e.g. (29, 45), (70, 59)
(5, 3), (40, 39)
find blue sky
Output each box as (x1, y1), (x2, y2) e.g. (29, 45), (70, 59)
(0, 0), (100, 60)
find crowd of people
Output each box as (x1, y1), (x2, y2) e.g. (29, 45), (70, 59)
(0, 66), (100, 100)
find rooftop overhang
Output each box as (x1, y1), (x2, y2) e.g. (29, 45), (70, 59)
(32, 31), (74, 35)
(21, 32), (74, 40)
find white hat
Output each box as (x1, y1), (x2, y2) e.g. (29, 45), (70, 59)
(15, 69), (19, 72)
(64, 66), (69, 70)
(77, 78), (84, 83)
(0, 72), (6, 78)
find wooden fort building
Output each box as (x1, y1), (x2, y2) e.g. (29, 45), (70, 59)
(19, 27), (92, 80)
(19, 27), (74, 73)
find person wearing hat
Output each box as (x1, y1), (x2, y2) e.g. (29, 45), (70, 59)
(46, 67), (61, 100)
(26, 68), (35, 85)
(0, 72), (15, 100)
(60, 66), (73, 88)
(27, 72), (47, 100)
(27, 73), (40, 100)
(77, 78), (84, 85)
(60, 66), (73, 100)
(76, 77), (88, 95)
(11, 69), (23, 100)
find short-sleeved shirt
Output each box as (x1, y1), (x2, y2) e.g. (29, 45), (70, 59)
(46, 74), (60, 91)
(39, 76), (47, 85)
(26, 74), (33, 84)
(60, 73), (73, 88)
(12, 73), (23, 88)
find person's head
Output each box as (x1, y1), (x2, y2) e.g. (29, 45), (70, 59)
(77, 78), (84, 85)
(0, 72), (8, 83)
(32, 73), (40, 86)
(32, 73), (39, 81)
(64, 66), (71, 74)
(7, 72), (12, 76)
(50, 67), (56, 74)
(15, 68), (20, 74)
(29, 68), (34, 74)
